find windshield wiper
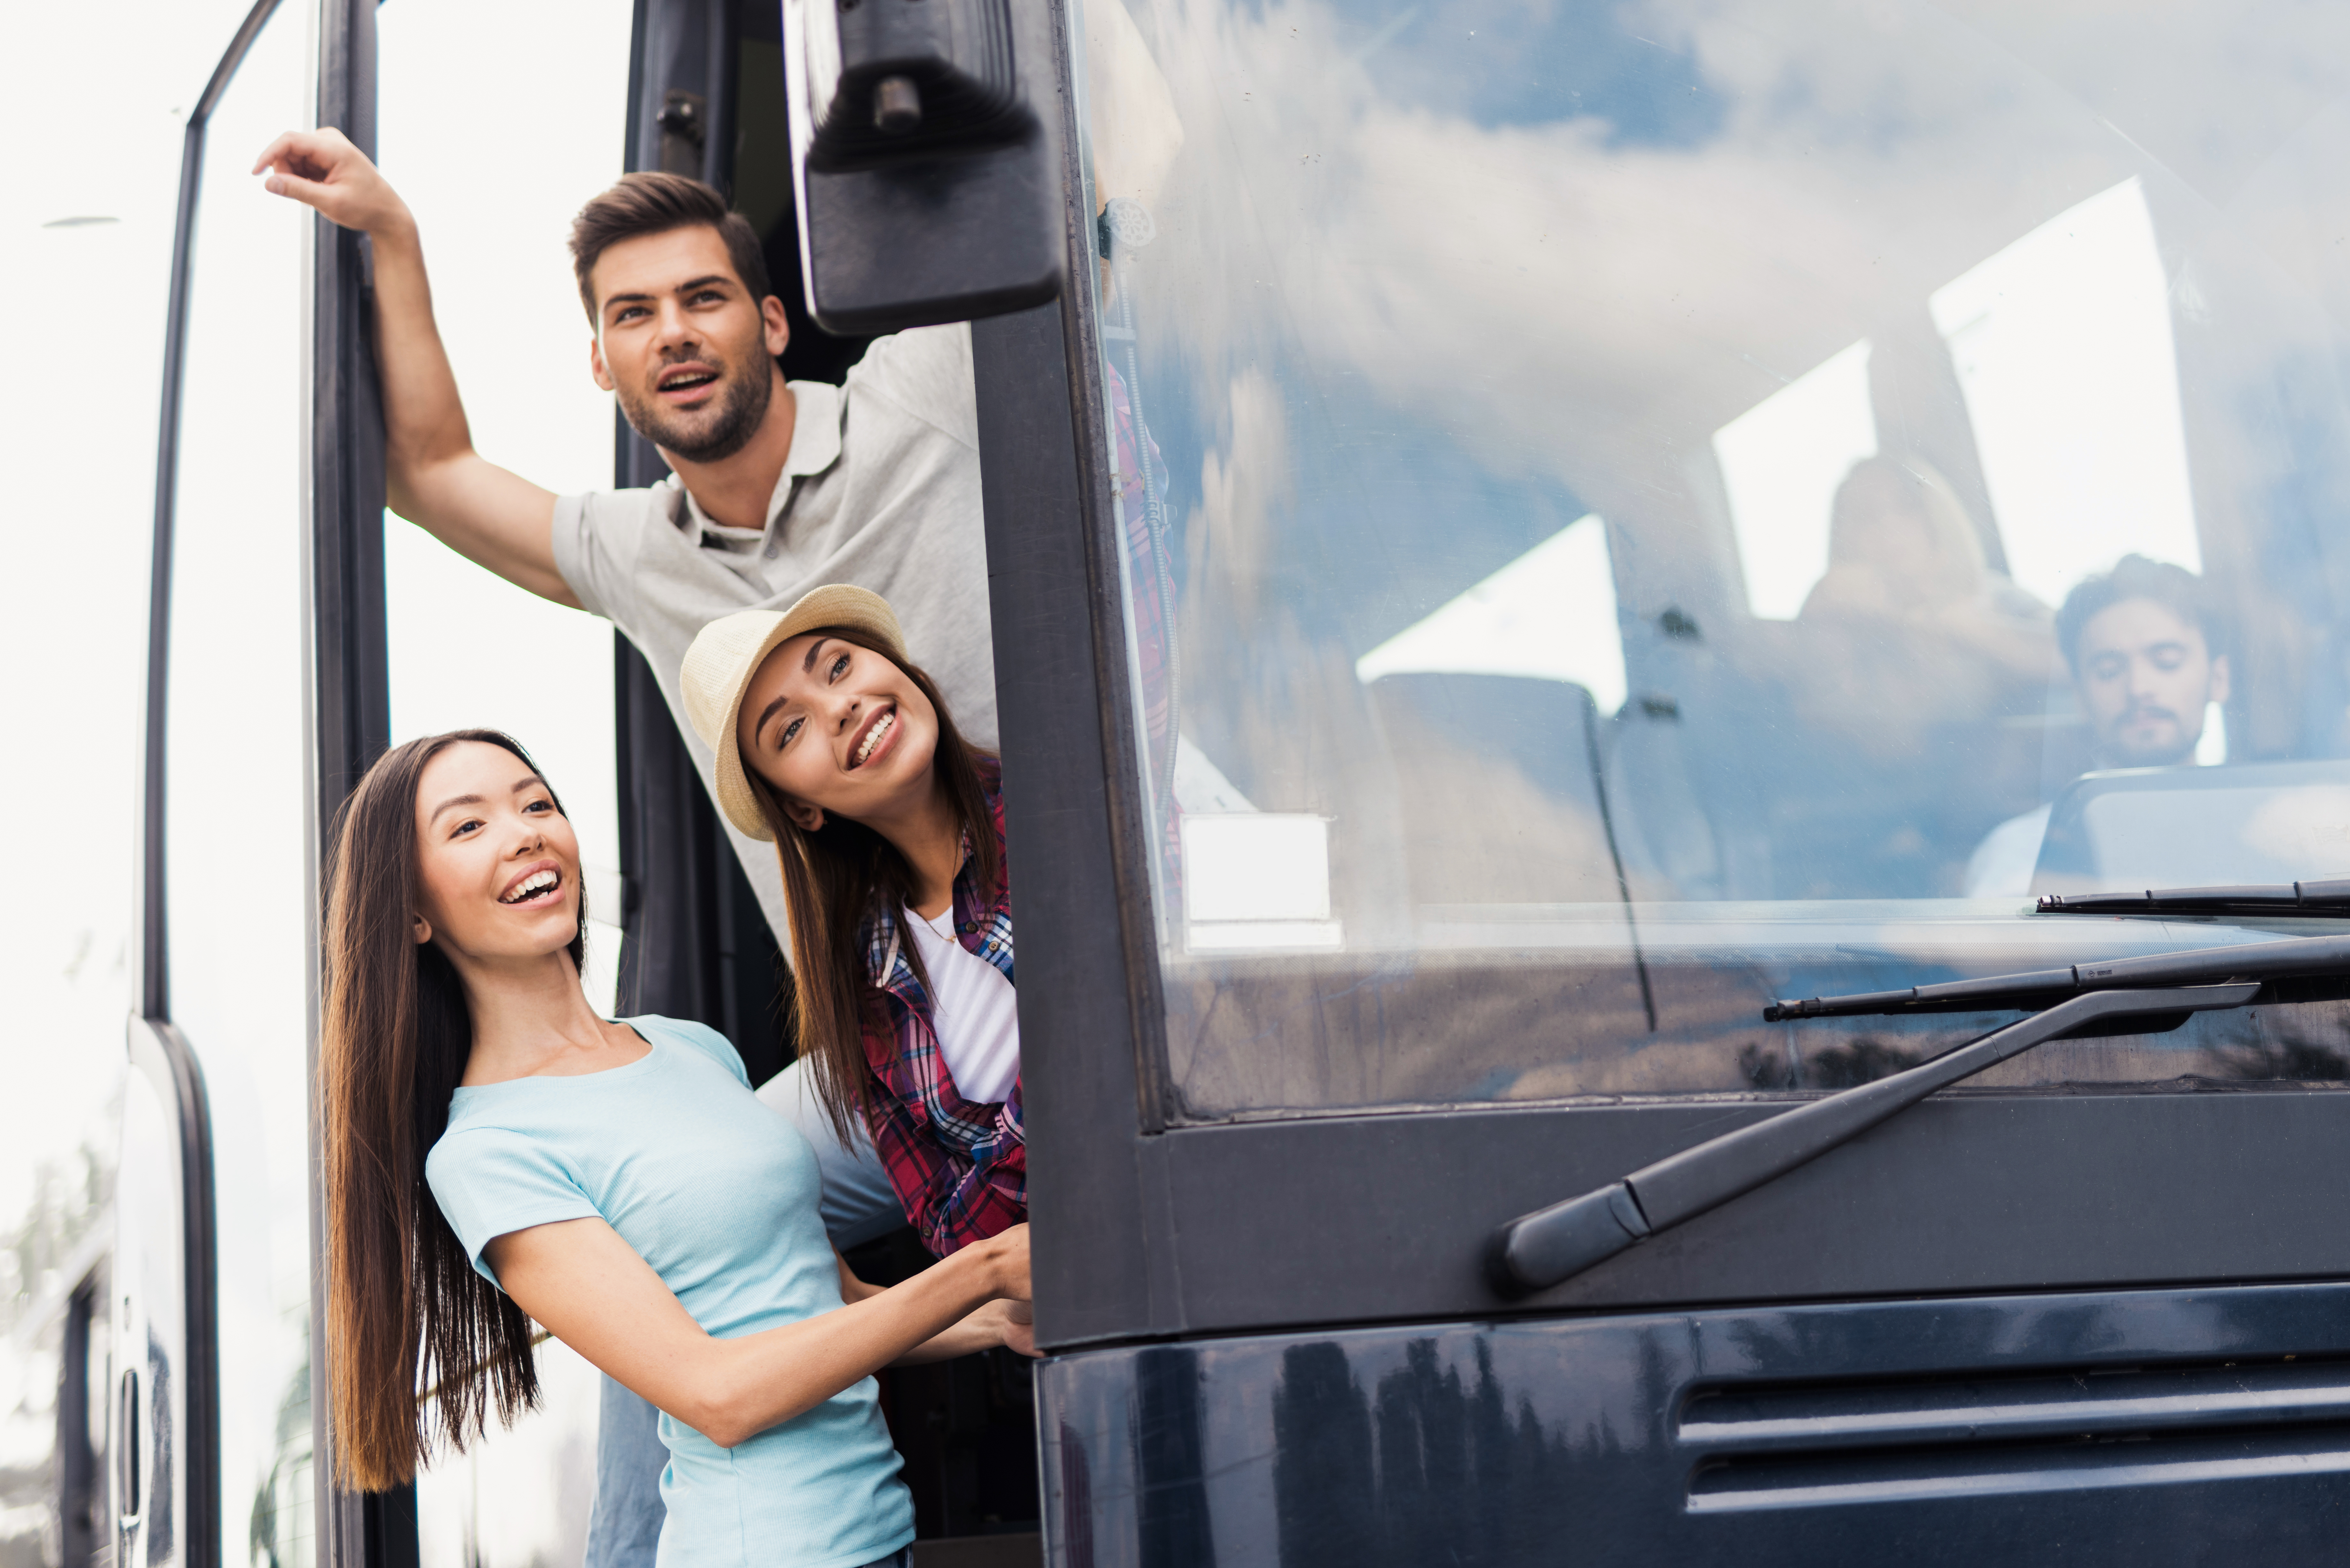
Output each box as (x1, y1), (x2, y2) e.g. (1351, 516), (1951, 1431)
(2035, 879), (2350, 918)
(1486, 929), (2350, 1297)
(1759, 931), (2350, 1021)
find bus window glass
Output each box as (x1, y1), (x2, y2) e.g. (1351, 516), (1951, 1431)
(1074, 0), (2350, 1114)
(379, 0), (631, 1024)
(159, 7), (315, 1562)
(373, 2), (633, 1559)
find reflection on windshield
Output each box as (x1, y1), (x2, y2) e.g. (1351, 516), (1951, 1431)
(1931, 178), (2204, 608)
(1077, 0), (2350, 1110)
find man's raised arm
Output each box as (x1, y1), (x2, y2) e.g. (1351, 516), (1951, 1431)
(254, 129), (580, 609)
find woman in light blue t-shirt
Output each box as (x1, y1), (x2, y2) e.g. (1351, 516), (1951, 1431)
(314, 727), (1034, 1568)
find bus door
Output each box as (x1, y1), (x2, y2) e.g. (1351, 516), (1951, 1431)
(116, 0), (387, 1563)
(782, 0), (2350, 1560)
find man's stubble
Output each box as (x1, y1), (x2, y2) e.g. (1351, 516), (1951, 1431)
(616, 337), (776, 465)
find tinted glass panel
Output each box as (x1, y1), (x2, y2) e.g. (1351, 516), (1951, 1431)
(1074, 0), (2350, 1113)
(161, 9), (315, 1561)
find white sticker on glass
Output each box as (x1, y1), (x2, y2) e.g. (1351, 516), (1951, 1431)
(1182, 813), (1342, 950)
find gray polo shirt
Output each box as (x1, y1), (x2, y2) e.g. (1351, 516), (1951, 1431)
(550, 323), (995, 939)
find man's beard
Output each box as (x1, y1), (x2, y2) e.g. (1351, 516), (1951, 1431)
(2103, 704), (2198, 768)
(616, 346), (774, 464)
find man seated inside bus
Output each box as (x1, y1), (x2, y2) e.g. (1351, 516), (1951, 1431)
(1963, 554), (2232, 897)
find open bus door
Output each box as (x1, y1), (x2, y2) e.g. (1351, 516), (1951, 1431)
(121, 0), (388, 1563)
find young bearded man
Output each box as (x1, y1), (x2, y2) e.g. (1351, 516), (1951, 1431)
(1964, 554), (2233, 897)
(255, 130), (985, 1566)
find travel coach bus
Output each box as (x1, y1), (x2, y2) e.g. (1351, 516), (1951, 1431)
(26, 0), (2350, 1563)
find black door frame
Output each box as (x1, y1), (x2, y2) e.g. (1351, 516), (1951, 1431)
(306, 0), (412, 1556)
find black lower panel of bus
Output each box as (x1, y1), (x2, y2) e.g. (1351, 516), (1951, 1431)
(1038, 1280), (2350, 1566)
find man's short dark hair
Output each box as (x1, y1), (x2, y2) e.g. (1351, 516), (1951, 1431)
(567, 172), (773, 324)
(2055, 554), (2228, 670)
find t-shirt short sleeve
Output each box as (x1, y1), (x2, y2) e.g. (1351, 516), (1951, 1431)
(639, 1016), (752, 1089)
(425, 1126), (603, 1286)
(549, 488), (663, 627)
(849, 325), (979, 451)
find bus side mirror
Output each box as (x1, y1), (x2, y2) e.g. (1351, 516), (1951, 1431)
(783, 0), (1064, 334)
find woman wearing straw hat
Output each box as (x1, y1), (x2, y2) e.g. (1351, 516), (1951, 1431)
(315, 727), (1033, 1568)
(682, 585), (1029, 1258)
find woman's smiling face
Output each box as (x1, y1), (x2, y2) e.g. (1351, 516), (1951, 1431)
(411, 740), (582, 962)
(736, 632), (940, 830)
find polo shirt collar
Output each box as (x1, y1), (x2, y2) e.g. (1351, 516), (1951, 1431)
(782, 379), (843, 480)
(673, 378), (846, 538)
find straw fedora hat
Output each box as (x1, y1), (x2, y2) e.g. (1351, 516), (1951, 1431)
(681, 585), (910, 841)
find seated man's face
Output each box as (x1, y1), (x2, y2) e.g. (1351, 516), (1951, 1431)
(2073, 597), (2230, 768)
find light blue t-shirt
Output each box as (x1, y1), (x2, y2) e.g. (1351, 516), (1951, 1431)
(424, 1016), (914, 1568)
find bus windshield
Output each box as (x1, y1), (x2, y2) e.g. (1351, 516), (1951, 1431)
(1074, 0), (2350, 1114)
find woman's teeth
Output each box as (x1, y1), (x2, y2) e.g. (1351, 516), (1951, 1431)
(501, 870), (560, 904)
(853, 711), (896, 767)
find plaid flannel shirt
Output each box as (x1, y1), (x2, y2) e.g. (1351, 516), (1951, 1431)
(859, 761), (1026, 1255)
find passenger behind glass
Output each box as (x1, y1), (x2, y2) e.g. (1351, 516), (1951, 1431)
(1793, 456), (2055, 761)
(1963, 554), (2232, 896)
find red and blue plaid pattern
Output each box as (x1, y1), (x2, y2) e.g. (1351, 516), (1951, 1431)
(859, 760), (1027, 1255)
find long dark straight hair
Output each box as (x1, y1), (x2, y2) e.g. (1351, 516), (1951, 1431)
(319, 728), (586, 1489)
(751, 628), (1000, 1144)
